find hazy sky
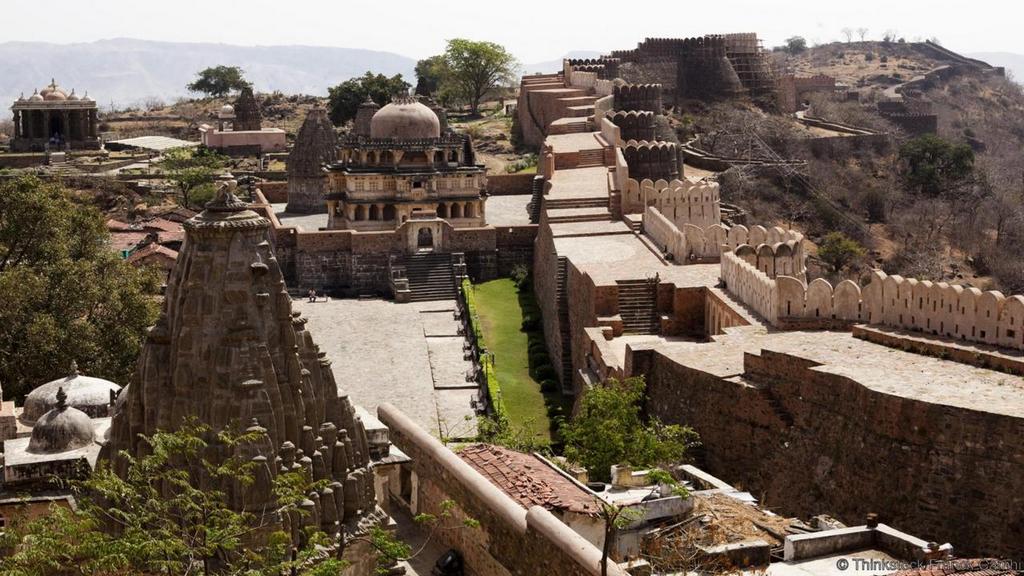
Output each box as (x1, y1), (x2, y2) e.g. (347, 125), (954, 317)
(4, 0), (1021, 63)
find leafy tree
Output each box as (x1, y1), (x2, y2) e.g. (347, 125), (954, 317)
(441, 39), (518, 115)
(414, 55), (448, 97)
(785, 36), (808, 54)
(0, 176), (161, 400)
(898, 134), (975, 197)
(327, 72), (411, 126)
(817, 231), (866, 273)
(187, 65), (250, 98)
(159, 146), (229, 209)
(559, 377), (697, 483)
(0, 420), (345, 576)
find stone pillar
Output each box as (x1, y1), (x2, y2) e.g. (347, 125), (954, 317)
(89, 109), (98, 138)
(62, 110), (71, 149)
(12, 111), (20, 139)
(43, 112), (51, 143)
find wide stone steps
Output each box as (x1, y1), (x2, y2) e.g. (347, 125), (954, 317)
(545, 207), (612, 224)
(566, 105), (596, 118)
(617, 281), (659, 335)
(545, 197), (607, 210)
(548, 117), (589, 135)
(577, 149), (606, 167)
(402, 253), (456, 302)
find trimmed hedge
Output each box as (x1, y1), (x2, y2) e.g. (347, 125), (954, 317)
(462, 279), (509, 425)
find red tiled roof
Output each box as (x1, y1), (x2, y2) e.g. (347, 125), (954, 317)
(891, 559), (1022, 576)
(141, 218), (184, 244)
(126, 243), (178, 265)
(109, 231), (150, 253)
(458, 444), (599, 515)
(106, 219), (134, 232)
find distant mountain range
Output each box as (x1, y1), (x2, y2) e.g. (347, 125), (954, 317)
(968, 52), (1024, 82)
(0, 38), (417, 108)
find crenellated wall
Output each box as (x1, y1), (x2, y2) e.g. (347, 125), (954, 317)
(644, 207), (804, 272)
(626, 179), (721, 228)
(622, 141), (681, 181)
(609, 110), (656, 142)
(613, 83), (663, 113)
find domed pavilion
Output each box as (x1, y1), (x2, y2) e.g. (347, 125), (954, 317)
(324, 95), (487, 249)
(10, 79), (100, 152)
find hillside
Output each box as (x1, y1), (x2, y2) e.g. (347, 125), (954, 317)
(0, 38), (416, 107)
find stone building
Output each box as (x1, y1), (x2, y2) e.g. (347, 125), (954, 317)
(9, 79), (100, 152)
(199, 88), (286, 155)
(286, 106), (338, 214)
(325, 96), (487, 246)
(102, 183), (388, 570)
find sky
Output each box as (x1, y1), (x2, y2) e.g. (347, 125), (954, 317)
(3, 0), (1022, 62)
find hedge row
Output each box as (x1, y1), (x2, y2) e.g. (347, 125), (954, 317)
(461, 279), (509, 424)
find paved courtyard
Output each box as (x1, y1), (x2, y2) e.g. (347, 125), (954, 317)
(293, 298), (479, 439)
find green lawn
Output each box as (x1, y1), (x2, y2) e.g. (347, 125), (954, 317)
(472, 279), (555, 444)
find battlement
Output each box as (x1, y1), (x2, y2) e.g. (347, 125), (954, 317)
(613, 83), (664, 113)
(622, 140), (681, 181)
(609, 110), (656, 141)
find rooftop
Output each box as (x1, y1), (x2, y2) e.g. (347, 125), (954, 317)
(459, 444), (599, 515)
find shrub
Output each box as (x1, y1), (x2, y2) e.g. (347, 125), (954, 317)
(865, 52), (875, 62)
(510, 264), (530, 290)
(529, 352), (549, 368)
(521, 315), (540, 331)
(535, 365), (557, 382)
(540, 379), (559, 393)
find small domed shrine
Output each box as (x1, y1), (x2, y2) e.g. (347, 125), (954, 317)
(199, 87), (285, 156)
(10, 79), (100, 152)
(3, 385), (108, 486)
(20, 361), (120, 424)
(324, 95), (487, 253)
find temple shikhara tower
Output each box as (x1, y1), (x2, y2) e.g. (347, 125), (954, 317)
(286, 106), (338, 214)
(103, 183), (385, 567)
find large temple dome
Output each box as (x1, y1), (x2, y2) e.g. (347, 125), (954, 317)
(370, 97), (440, 140)
(22, 362), (119, 424)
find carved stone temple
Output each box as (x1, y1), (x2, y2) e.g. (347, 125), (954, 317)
(103, 183), (387, 572)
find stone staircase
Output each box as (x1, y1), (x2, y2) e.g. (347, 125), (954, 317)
(545, 196), (607, 210)
(617, 279), (660, 334)
(758, 386), (795, 428)
(577, 149), (606, 167)
(556, 257), (573, 392)
(402, 252), (456, 302)
(548, 117), (590, 135)
(528, 176), (544, 224)
(545, 207), (612, 224)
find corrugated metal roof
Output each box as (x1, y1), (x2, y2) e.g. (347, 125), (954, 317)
(107, 136), (199, 152)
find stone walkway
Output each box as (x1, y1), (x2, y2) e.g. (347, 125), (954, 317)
(293, 298), (479, 439)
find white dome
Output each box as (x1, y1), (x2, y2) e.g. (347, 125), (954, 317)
(22, 362), (119, 423)
(370, 97), (440, 140)
(27, 388), (96, 455)
(218, 104), (236, 118)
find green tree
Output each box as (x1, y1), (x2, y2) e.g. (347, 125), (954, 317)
(441, 39), (518, 115)
(187, 65), (250, 98)
(414, 55), (448, 97)
(327, 72), (411, 126)
(817, 231), (866, 273)
(898, 134), (975, 197)
(0, 176), (161, 400)
(159, 147), (229, 209)
(0, 420), (346, 576)
(559, 377), (697, 483)
(785, 36), (808, 54)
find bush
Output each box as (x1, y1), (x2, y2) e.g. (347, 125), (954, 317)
(529, 340), (547, 355)
(535, 365), (557, 382)
(540, 379), (559, 393)
(865, 52), (875, 62)
(510, 264), (530, 290)
(521, 315), (540, 331)
(529, 351), (549, 367)
(862, 189), (887, 223)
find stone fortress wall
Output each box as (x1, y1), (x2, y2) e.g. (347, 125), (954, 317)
(721, 250), (1024, 352)
(644, 206), (804, 270)
(625, 178), (720, 228)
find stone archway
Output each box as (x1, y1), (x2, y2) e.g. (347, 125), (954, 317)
(417, 227), (434, 250)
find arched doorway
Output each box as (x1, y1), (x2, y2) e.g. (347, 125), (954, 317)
(417, 228), (434, 250)
(49, 113), (64, 145)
